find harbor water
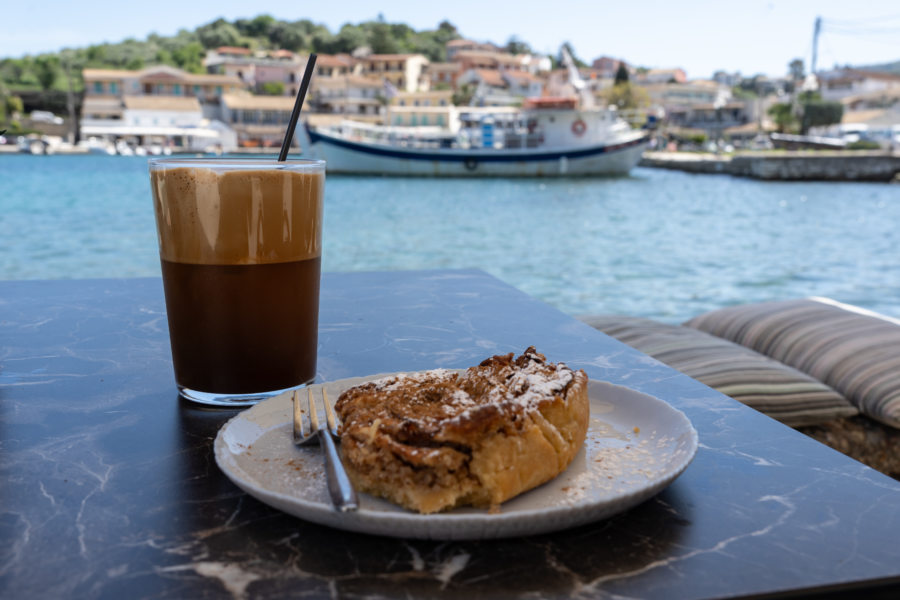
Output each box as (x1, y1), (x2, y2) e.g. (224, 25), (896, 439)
(2, 153), (899, 324)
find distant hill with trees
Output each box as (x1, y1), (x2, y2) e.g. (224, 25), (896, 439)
(857, 60), (900, 75)
(0, 15), (529, 95)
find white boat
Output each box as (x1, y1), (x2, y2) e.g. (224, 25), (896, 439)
(302, 97), (649, 177)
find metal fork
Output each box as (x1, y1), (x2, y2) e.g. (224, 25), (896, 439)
(292, 387), (358, 512)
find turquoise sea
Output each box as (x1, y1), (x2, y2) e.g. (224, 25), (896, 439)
(2, 153), (899, 324)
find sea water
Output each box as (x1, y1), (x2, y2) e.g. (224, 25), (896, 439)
(2, 153), (899, 323)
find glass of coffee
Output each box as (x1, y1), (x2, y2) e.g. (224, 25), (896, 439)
(149, 157), (325, 406)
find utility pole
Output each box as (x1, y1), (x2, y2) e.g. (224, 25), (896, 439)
(811, 16), (822, 75)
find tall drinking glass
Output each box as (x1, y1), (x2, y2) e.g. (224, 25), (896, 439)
(149, 158), (325, 406)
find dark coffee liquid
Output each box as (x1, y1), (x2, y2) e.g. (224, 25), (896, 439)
(160, 257), (320, 393)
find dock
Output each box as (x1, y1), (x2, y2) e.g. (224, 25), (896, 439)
(640, 150), (900, 182)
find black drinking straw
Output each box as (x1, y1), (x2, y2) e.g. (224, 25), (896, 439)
(278, 53), (318, 162)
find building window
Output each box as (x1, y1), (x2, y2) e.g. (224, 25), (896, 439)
(173, 84), (181, 95)
(93, 82), (103, 94)
(422, 115), (429, 125)
(215, 86), (223, 95)
(109, 82), (118, 95)
(193, 85), (200, 95)
(437, 115), (445, 126)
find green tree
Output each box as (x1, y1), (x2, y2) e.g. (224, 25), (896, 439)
(371, 21), (400, 54)
(260, 81), (285, 95)
(788, 58), (805, 81)
(0, 59), (27, 84)
(800, 100), (843, 134)
(33, 56), (61, 90)
(768, 102), (797, 133)
(505, 36), (532, 55)
(236, 14), (276, 38)
(603, 82), (648, 110)
(269, 22), (306, 51)
(614, 63), (629, 85)
(196, 19), (242, 48)
(452, 82), (476, 106)
(172, 42), (205, 73)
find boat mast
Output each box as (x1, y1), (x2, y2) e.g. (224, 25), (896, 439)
(811, 16), (822, 75)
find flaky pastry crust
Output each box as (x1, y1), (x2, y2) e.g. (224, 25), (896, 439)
(334, 347), (589, 513)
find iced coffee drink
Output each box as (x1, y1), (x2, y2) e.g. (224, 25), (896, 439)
(149, 158), (325, 406)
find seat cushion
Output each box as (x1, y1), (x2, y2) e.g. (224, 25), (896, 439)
(685, 298), (900, 429)
(580, 315), (857, 427)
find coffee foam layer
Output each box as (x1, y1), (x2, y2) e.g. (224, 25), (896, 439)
(151, 167), (324, 265)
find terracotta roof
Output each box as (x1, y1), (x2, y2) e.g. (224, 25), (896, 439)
(221, 94), (297, 110)
(122, 96), (202, 111)
(472, 69), (506, 87)
(427, 62), (461, 72)
(316, 54), (354, 67)
(364, 54), (427, 62)
(83, 68), (139, 80)
(842, 69), (900, 82)
(144, 69), (242, 85)
(217, 46), (252, 55)
(269, 50), (295, 59)
(455, 50), (521, 65)
(83, 66), (241, 86)
(841, 89), (900, 104)
(504, 71), (543, 84)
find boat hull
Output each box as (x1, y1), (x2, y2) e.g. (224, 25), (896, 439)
(304, 127), (649, 177)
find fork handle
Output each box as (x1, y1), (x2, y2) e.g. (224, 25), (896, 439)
(318, 429), (359, 512)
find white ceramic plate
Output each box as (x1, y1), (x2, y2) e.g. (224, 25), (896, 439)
(214, 374), (698, 540)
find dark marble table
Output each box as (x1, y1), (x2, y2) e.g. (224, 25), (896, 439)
(2, 270), (899, 599)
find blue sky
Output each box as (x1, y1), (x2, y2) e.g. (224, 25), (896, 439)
(4, 0), (900, 79)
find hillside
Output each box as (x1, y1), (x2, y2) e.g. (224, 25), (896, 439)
(857, 60), (900, 75)
(0, 16), (478, 94)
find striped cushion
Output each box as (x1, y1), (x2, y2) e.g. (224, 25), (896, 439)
(581, 315), (856, 426)
(685, 298), (900, 429)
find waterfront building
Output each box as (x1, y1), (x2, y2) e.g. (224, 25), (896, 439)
(310, 76), (383, 116)
(456, 69), (515, 106)
(452, 50), (526, 74)
(219, 93), (298, 149)
(80, 65), (243, 151)
(204, 47), (313, 97)
(357, 54), (429, 93)
(591, 56), (628, 79)
(386, 90), (453, 126)
(82, 65), (243, 120)
(501, 70), (545, 99)
(426, 62), (462, 89)
(80, 95), (234, 152)
(634, 68), (688, 85)
(818, 69), (900, 102)
(445, 39), (499, 60)
(314, 54), (356, 79)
